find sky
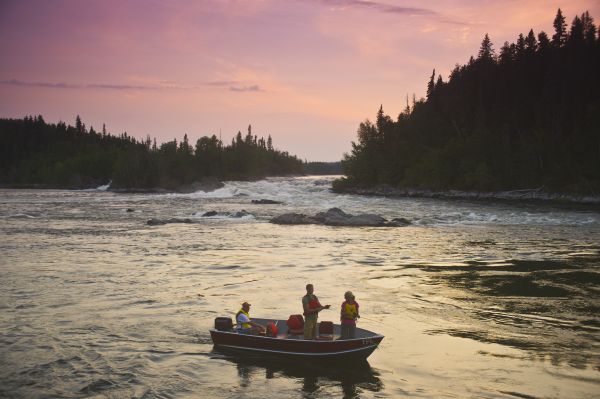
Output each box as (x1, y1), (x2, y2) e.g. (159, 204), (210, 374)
(1, 1), (599, 161)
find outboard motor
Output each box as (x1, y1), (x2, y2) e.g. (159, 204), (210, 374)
(214, 316), (233, 331)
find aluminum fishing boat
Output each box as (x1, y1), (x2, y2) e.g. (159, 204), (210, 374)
(209, 318), (384, 361)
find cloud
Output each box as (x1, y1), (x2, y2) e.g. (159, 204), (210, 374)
(205, 80), (240, 87)
(86, 83), (159, 90)
(229, 85), (262, 92)
(313, 0), (467, 25)
(1, 78), (264, 92)
(1, 79), (81, 89)
(315, 0), (436, 16)
(1, 78), (159, 90)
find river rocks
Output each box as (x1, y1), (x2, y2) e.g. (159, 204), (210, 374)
(270, 213), (318, 225)
(233, 210), (251, 218)
(270, 207), (411, 227)
(147, 218), (193, 226)
(251, 199), (283, 204)
(389, 217), (411, 226)
(199, 210), (253, 218)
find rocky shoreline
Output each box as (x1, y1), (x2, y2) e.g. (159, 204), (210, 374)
(333, 184), (600, 205)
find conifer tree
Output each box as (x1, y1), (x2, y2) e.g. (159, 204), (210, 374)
(435, 75), (443, 90)
(477, 34), (495, 60)
(245, 125), (253, 144)
(538, 31), (551, 51)
(516, 33), (526, 56)
(552, 8), (567, 46)
(525, 29), (538, 52)
(499, 41), (514, 63)
(75, 115), (83, 134)
(569, 15), (585, 45)
(581, 11), (597, 45)
(426, 69), (436, 99)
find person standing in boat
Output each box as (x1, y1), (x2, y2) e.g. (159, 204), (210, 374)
(236, 302), (265, 334)
(302, 284), (330, 339)
(340, 291), (360, 339)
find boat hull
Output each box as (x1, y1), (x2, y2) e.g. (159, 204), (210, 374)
(210, 319), (384, 361)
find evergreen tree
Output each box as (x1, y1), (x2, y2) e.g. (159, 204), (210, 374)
(538, 31), (551, 51)
(581, 11), (597, 45)
(516, 33), (526, 56)
(552, 8), (568, 47)
(478, 34), (495, 60)
(435, 75), (443, 90)
(426, 69), (436, 99)
(569, 15), (585, 46)
(75, 115), (83, 134)
(525, 29), (538, 53)
(499, 41), (514, 63)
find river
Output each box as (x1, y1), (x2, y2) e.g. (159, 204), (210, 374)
(1, 176), (599, 398)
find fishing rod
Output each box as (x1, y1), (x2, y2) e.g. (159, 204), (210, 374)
(355, 316), (405, 332)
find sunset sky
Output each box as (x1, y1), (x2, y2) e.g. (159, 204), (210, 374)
(1, 0), (599, 161)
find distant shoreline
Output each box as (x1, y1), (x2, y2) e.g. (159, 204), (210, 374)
(332, 183), (600, 206)
(3, 178), (600, 206)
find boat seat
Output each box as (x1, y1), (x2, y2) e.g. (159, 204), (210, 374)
(318, 321), (334, 340)
(286, 314), (304, 336)
(319, 321), (334, 335)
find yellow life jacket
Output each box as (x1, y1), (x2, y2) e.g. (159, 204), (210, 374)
(342, 302), (358, 320)
(236, 308), (251, 329)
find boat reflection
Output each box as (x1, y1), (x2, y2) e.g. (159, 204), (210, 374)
(212, 349), (384, 397)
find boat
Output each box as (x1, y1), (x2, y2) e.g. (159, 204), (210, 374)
(209, 317), (384, 361)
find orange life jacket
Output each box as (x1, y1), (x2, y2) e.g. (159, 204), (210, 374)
(303, 295), (321, 316)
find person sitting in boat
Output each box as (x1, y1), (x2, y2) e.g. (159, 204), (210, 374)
(340, 291), (360, 339)
(236, 302), (265, 335)
(302, 284), (330, 339)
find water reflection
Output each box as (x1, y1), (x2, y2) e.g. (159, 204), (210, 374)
(413, 250), (600, 371)
(213, 349), (383, 398)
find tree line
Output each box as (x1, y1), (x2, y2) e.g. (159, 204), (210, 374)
(335, 9), (600, 195)
(0, 115), (304, 190)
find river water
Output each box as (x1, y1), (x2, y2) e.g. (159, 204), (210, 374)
(1, 176), (599, 398)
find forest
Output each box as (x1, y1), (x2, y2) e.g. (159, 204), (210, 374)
(0, 116), (303, 190)
(334, 9), (600, 195)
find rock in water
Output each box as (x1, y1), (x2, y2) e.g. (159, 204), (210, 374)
(233, 210), (251, 218)
(251, 199), (283, 204)
(270, 208), (410, 227)
(389, 217), (411, 226)
(147, 218), (192, 226)
(270, 213), (316, 225)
